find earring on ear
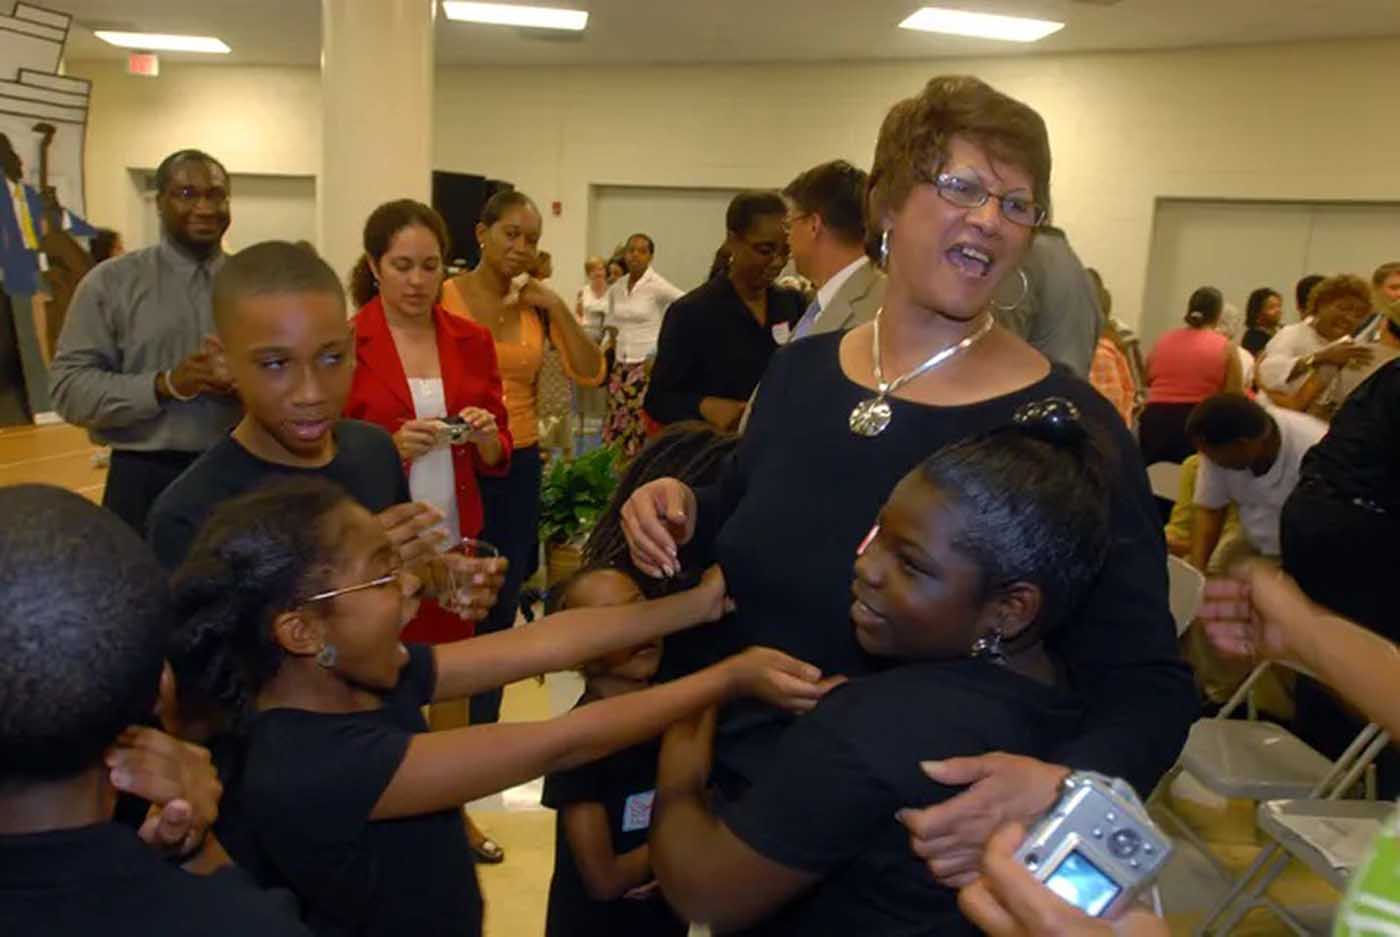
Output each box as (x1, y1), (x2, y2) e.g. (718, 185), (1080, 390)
(316, 644), (339, 669)
(970, 630), (1006, 666)
(879, 229), (891, 269)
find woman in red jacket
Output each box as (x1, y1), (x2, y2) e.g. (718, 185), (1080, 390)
(345, 199), (513, 861)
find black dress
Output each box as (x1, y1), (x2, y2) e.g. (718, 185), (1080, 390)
(662, 331), (1196, 795)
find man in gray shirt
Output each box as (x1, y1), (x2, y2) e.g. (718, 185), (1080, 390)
(990, 225), (1100, 377)
(50, 149), (239, 531)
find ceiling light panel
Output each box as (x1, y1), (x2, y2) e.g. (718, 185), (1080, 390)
(94, 31), (231, 53)
(898, 7), (1064, 43)
(442, 2), (588, 31)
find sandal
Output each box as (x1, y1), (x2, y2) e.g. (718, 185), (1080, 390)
(470, 836), (506, 864)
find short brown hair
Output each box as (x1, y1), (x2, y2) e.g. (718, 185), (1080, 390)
(1304, 274), (1371, 321)
(1372, 262), (1400, 287)
(867, 76), (1051, 243)
(783, 160), (869, 247)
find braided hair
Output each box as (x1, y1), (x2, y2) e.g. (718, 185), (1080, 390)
(581, 422), (737, 599)
(169, 478), (353, 723)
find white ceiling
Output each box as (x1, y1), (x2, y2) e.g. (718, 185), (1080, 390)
(55, 0), (1400, 68)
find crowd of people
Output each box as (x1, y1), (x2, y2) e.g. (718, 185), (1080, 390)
(4, 66), (1400, 937)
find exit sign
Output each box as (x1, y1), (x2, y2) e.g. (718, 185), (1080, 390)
(127, 52), (159, 77)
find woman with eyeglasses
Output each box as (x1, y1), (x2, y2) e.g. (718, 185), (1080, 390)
(644, 191), (805, 433)
(621, 75), (1194, 889)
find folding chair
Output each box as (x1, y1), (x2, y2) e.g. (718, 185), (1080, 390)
(1147, 461), (1184, 502)
(1196, 727), (1390, 936)
(1167, 555), (1205, 638)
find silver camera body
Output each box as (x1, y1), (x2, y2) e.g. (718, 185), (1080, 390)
(437, 421), (471, 447)
(1014, 771), (1172, 918)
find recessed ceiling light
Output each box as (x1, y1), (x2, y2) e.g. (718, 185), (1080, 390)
(94, 31), (231, 54)
(442, 2), (588, 31)
(898, 7), (1064, 42)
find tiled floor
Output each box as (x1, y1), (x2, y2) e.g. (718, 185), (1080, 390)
(8, 422), (1350, 936)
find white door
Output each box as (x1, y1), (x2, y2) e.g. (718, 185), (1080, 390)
(589, 185), (750, 296)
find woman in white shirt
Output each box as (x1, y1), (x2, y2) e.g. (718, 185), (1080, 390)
(575, 256), (611, 445)
(601, 233), (684, 456)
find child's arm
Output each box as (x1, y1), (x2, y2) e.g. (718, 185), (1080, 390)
(429, 566), (729, 702)
(651, 708), (818, 930)
(560, 803), (655, 900)
(371, 646), (831, 820)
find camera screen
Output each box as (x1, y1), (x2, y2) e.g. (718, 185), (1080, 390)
(1044, 849), (1121, 916)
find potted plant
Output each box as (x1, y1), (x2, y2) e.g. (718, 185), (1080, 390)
(538, 444), (619, 586)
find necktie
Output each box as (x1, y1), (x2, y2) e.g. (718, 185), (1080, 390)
(793, 297), (821, 341)
(11, 181), (39, 251)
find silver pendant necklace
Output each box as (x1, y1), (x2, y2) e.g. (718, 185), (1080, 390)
(849, 308), (995, 437)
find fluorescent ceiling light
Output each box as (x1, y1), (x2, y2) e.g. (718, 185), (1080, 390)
(442, 1), (588, 31)
(899, 7), (1064, 42)
(94, 31), (231, 53)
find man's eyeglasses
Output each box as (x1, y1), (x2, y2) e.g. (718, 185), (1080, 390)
(933, 172), (1046, 228)
(167, 185), (229, 206)
(302, 569), (403, 605)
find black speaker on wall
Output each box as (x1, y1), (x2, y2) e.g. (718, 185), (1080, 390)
(432, 171), (515, 270)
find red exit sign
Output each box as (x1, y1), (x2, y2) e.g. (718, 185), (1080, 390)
(127, 52), (160, 77)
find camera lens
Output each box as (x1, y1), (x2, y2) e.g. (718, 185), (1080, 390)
(1108, 828), (1141, 858)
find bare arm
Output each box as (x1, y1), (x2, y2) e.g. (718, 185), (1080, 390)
(1188, 505), (1225, 572)
(370, 647), (828, 819)
(561, 804), (655, 900)
(524, 279), (604, 385)
(430, 570), (725, 701)
(651, 708), (817, 929)
(1221, 345), (1244, 394)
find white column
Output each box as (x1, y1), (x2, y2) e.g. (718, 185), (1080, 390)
(318, 0), (435, 287)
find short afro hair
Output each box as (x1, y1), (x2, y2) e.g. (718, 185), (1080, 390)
(0, 485), (171, 787)
(1186, 393), (1270, 447)
(154, 148), (228, 196)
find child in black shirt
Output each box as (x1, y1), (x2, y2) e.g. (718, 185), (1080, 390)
(542, 569), (689, 937)
(651, 399), (1113, 936)
(0, 485), (310, 937)
(173, 476), (835, 937)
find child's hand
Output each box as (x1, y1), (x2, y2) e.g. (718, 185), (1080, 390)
(696, 564), (734, 622)
(725, 646), (845, 713)
(378, 502), (448, 565)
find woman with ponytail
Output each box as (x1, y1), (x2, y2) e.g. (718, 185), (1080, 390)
(1140, 285), (1243, 465)
(170, 477), (831, 937)
(344, 198), (511, 861)
(441, 191), (605, 733)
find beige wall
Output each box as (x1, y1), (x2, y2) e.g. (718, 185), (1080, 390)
(70, 37), (1400, 328)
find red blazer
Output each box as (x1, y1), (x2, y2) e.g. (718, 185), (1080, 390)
(346, 299), (512, 644)
(347, 297), (512, 536)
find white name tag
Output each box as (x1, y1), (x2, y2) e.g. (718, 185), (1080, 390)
(771, 322), (792, 345)
(622, 790), (655, 833)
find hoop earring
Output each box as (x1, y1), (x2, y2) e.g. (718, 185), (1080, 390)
(316, 644), (338, 669)
(992, 268), (1030, 313)
(879, 229), (891, 270)
(970, 630), (1006, 666)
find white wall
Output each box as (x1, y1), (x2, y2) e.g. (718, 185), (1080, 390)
(70, 37), (1400, 328)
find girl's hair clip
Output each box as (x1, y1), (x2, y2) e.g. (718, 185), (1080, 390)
(1012, 397), (1084, 443)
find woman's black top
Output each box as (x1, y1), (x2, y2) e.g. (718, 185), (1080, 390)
(644, 276), (804, 424)
(1297, 358), (1400, 511)
(664, 331), (1196, 795)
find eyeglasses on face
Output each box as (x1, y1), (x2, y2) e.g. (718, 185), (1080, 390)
(167, 185), (229, 206)
(932, 171), (1045, 228)
(302, 568), (404, 605)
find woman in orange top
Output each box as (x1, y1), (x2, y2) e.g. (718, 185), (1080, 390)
(442, 190), (605, 729)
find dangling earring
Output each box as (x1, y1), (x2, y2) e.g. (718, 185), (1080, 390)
(992, 268), (1030, 313)
(316, 644), (338, 668)
(970, 630), (1006, 666)
(879, 229), (891, 270)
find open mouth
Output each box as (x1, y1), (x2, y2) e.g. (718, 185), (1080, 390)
(287, 418), (332, 443)
(946, 243), (994, 279)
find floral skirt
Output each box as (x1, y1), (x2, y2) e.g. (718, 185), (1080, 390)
(603, 360), (650, 458)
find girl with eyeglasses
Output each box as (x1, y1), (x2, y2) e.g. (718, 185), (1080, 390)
(170, 476), (833, 937)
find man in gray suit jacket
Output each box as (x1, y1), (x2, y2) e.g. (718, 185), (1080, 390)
(783, 160), (886, 338)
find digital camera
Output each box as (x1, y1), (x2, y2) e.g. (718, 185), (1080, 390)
(437, 417), (471, 447)
(1014, 771), (1172, 918)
